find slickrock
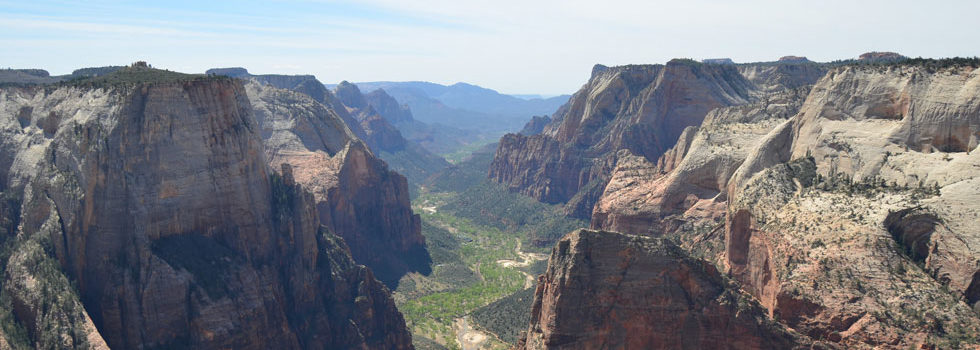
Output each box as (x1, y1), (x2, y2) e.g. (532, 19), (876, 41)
(517, 229), (818, 350)
(0, 71), (414, 349)
(589, 61), (980, 348)
(721, 64), (980, 347)
(592, 88), (811, 256)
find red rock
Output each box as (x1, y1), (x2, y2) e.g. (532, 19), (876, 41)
(518, 229), (817, 350)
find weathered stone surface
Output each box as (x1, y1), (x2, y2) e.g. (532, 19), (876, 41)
(0, 75), (414, 349)
(518, 229), (816, 350)
(335, 82), (449, 183)
(248, 81), (431, 288)
(518, 115), (551, 136)
(593, 88), (810, 246)
(721, 64), (980, 347)
(589, 62), (980, 348)
(490, 60), (756, 219)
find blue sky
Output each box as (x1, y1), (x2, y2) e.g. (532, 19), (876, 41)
(2, 0), (979, 95)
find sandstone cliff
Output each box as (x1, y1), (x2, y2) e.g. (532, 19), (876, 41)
(518, 229), (816, 350)
(334, 81), (449, 184)
(518, 115), (551, 136)
(592, 87), (811, 251)
(490, 60), (758, 219)
(591, 61), (980, 348)
(208, 68), (449, 185)
(0, 69), (414, 349)
(721, 63), (980, 347)
(247, 81), (431, 288)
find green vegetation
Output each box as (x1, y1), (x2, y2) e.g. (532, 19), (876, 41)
(58, 65), (231, 89)
(269, 171), (296, 223)
(0, 191), (21, 237)
(470, 287), (535, 344)
(441, 182), (587, 248)
(425, 144), (497, 193)
(399, 149), (585, 348)
(398, 211), (526, 343)
(844, 56), (980, 70)
(0, 217), (93, 348)
(440, 140), (498, 164)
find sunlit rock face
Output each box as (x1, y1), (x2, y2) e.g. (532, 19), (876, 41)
(0, 76), (414, 349)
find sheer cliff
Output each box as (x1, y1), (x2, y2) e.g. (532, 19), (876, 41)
(333, 81), (450, 184)
(518, 229), (817, 350)
(247, 81), (432, 288)
(208, 68), (449, 185)
(489, 60), (759, 220)
(0, 69), (414, 349)
(591, 61), (980, 348)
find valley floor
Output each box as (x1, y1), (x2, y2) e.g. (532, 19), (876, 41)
(395, 185), (571, 350)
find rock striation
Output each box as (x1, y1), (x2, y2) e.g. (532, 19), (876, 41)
(517, 229), (816, 350)
(0, 69), (414, 349)
(247, 81), (432, 288)
(592, 61), (980, 348)
(334, 82), (450, 184)
(592, 87), (812, 246)
(211, 68), (449, 184)
(490, 60), (757, 219)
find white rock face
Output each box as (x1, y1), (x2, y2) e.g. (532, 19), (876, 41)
(594, 63), (980, 348)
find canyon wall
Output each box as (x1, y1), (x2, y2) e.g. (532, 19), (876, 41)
(0, 72), (414, 349)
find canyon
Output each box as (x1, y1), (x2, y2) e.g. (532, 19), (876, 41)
(509, 56), (980, 348)
(0, 67), (415, 348)
(0, 53), (978, 350)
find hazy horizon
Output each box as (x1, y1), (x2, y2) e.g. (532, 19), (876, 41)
(2, 0), (979, 95)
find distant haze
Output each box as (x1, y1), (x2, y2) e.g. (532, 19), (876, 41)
(1, 0), (978, 95)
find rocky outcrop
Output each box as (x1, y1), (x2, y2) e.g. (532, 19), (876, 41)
(518, 229), (815, 350)
(588, 61), (980, 347)
(778, 56), (811, 63)
(858, 52), (906, 63)
(702, 58), (736, 65)
(736, 64), (828, 92)
(519, 115), (551, 136)
(490, 60), (756, 219)
(722, 64), (980, 347)
(592, 87), (811, 249)
(333, 81), (450, 184)
(208, 69), (440, 284)
(0, 70), (414, 349)
(248, 81), (431, 288)
(365, 89), (414, 125)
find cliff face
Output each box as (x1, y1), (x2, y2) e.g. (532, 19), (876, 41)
(592, 87), (811, 242)
(591, 63), (980, 348)
(518, 115), (552, 136)
(248, 81), (430, 288)
(489, 60), (756, 219)
(721, 65), (980, 347)
(518, 229), (813, 350)
(334, 82), (449, 184)
(365, 89), (414, 125)
(0, 75), (413, 349)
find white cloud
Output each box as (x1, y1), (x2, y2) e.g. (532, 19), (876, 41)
(1, 0), (979, 94)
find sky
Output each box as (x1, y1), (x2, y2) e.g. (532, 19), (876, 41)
(1, 0), (979, 95)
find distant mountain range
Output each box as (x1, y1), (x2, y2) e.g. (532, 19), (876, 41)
(327, 81), (570, 133)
